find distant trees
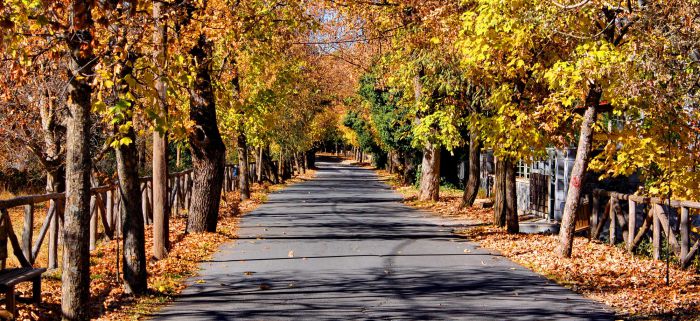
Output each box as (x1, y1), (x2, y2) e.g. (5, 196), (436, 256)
(336, 0), (700, 248)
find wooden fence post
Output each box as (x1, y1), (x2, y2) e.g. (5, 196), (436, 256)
(141, 182), (149, 225)
(590, 191), (599, 239)
(628, 199), (636, 251)
(89, 195), (97, 251)
(653, 205), (661, 260)
(681, 206), (689, 261)
(22, 204), (33, 264)
(609, 197), (617, 245)
(106, 190), (114, 237)
(48, 199), (61, 269)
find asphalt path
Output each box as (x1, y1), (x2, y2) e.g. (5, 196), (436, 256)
(154, 158), (614, 320)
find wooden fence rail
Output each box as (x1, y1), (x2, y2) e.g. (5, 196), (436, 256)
(0, 164), (255, 270)
(589, 189), (700, 268)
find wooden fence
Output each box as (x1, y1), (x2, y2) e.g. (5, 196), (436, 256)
(589, 189), (700, 268)
(0, 163), (257, 270)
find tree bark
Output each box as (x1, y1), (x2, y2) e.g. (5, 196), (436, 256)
(62, 1), (94, 319)
(306, 149), (316, 169)
(237, 134), (250, 200)
(493, 156), (506, 227)
(505, 158), (519, 234)
(116, 126), (147, 294)
(152, 0), (170, 260)
(102, 0), (148, 293)
(558, 84), (602, 258)
(461, 131), (481, 208)
(137, 131), (147, 172)
(256, 146), (264, 182)
(278, 152), (286, 184)
(187, 35), (226, 233)
(419, 142), (441, 202)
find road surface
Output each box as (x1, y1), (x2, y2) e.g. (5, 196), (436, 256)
(155, 158), (613, 320)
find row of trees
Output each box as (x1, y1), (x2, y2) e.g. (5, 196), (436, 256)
(0, 1), (338, 319)
(339, 1), (700, 256)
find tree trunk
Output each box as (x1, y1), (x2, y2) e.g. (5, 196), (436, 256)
(558, 84), (602, 258)
(116, 126), (147, 294)
(418, 142), (441, 202)
(256, 146), (264, 182)
(187, 35), (226, 233)
(505, 158), (519, 234)
(62, 1), (94, 318)
(111, 41), (147, 294)
(400, 151), (415, 186)
(278, 153), (286, 184)
(137, 134), (147, 172)
(237, 134), (250, 200)
(176, 145), (181, 168)
(461, 131), (481, 208)
(493, 157), (506, 227)
(306, 149), (316, 169)
(264, 147), (279, 184)
(152, 1), (170, 260)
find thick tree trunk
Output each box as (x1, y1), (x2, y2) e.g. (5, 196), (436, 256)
(419, 142), (441, 202)
(461, 131), (481, 208)
(505, 158), (519, 234)
(187, 35), (226, 233)
(152, 1), (169, 260)
(306, 149), (315, 169)
(558, 84), (602, 258)
(112, 39), (147, 294)
(116, 126), (147, 294)
(493, 157), (506, 227)
(62, 1), (94, 319)
(237, 134), (250, 200)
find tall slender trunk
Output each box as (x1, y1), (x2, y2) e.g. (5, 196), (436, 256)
(176, 145), (181, 168)
(264, 146), (278, 183)
(116, 126), (146, 294)
(256, 146), (263, 182)
(505, 158), (519, 233)
(137, 134), (147, 172)
(152, 1), (169, 259)
(493, 157), (506, 227)
(419, 142), (441, 201)
(278, 152), (286, 184)
(187, 35), (226, 233)
(101, 0), (148, 294)
(62, 1), (94, 319)
(461, 131), (481, 208)
(558, 84), (602, 257)
(237, 133), (250, 200)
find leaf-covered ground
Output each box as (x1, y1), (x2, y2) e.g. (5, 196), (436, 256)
(7, 170), (316, 321)
(375, 169), (700, 320)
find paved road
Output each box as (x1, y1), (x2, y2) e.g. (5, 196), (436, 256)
(155, 159), (613, 320)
